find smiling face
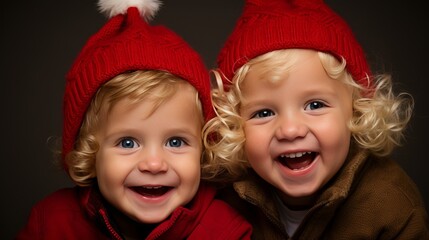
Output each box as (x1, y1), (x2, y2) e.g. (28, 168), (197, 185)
(239, 49), (353, 208)
(95, 82), (203, 224)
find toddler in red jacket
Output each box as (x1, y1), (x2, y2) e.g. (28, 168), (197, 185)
(16, 0), (252, 239)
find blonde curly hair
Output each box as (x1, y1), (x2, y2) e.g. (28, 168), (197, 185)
(202, 49), (413, 182)
(65, 70), (204, 186)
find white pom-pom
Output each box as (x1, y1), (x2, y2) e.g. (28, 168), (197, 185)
(98, 0), (161, 20)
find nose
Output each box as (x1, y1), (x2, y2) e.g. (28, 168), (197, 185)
(275, 113), (308, 141)
(137, 147), (168, 174)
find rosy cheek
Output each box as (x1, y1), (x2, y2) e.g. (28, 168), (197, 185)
(244, 131), (257, 148)
(244, 135), (264, 160)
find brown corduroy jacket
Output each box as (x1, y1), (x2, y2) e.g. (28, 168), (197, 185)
(218, 150), (429, 240)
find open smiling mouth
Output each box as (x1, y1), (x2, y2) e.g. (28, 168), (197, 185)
(277, 152), (317, 170)
(130, 186), (173, 198)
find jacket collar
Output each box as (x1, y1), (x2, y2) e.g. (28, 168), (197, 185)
(78, 182), (216, 239)
(232, 149), (370, 237)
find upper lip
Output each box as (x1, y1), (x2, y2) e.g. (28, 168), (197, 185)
(134, 184), (173, 188)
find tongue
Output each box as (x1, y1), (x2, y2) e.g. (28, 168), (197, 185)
(283, 155), (313, 170)
(131, 187), (171, 197)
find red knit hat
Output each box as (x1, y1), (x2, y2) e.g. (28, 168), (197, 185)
(62, 0), (213, 158)
(217, 0), (372, 88)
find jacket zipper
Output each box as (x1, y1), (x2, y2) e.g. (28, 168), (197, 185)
(99, 209), (123, 240)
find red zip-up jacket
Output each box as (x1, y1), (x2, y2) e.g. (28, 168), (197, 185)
(16, 183), (252, 239)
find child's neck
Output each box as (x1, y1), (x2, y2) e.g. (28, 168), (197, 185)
(276, 191), (317, 210)
(109, 205), (157, 239)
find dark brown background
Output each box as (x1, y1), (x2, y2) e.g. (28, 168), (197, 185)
(2, 1), (428, 238)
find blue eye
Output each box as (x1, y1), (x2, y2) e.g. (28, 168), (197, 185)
(119, 138), (139, 148)
(252, 109), (274, 119)
(305, 101), (325, 110)
(167, 137), (185, 148)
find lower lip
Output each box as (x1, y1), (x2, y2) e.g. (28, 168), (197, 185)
(277, 156), (319, 177)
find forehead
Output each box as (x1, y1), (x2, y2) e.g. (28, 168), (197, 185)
(242, 50), (326, 89)
(102, 83), (203, 133)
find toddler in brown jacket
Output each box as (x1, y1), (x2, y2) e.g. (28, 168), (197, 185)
(202, 0), (429, 239)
